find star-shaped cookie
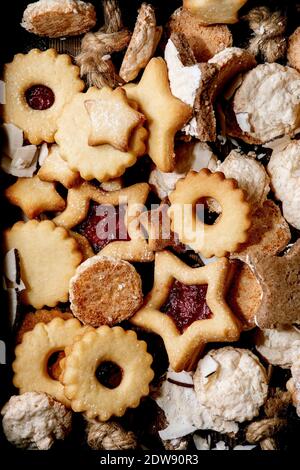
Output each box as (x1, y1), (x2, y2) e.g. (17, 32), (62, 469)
(53, 182), (154, 262)
(38, 144), (81, 188)
(5, 175), (65, 218)
(253, 240), (300, 328)
(125, 58), (192, 172)
(84, 87), (145, 151)
(131, 251), (241, 371)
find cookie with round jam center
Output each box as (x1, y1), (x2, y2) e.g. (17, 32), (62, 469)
(25, 85), (55, 110)
(161, 280), (212, 333)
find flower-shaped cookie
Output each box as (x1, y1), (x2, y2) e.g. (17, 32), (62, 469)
(131, 251), (241, 371)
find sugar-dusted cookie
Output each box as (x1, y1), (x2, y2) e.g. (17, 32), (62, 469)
(131, 251), (241, 371)
(4, 49), (84, 145)
(69, 256), (143, 327)
(13, 318), (84, 406)
(124, 58), (192, 172)
(183, 0), (248, 24)
(61, 326), (154, 420)
(168, 169), (252, 258)
(5, 175), (65, 219)
(253, 240), (300, 328)
(38, 145), (81, 189)
(21, 0), (96, 38)
(55, 86), (148, 182)
(4, 220), (82, 309)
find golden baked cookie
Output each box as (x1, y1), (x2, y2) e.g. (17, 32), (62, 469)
(21, 0), (96, 38)
(183, 0), (248, 24)
(13, 318), (84, 406)
(4, 49), (84, 145)
(168, 169), (252, 258)
(131, 251), (241, 371)
(69, 256), (143, 327)
(4, 220), (82, 309)
(16, 309), (73, 344)
(55, 87), (148, 182)
(37, 144), (81, 189)
(61, 326), (154, 420)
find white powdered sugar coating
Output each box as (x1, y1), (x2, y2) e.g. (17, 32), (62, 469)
(255, 327), (300, 369)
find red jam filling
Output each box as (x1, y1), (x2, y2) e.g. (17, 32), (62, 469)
(25, 85), (55, 110)
(161, 280), (212, 333)
(96, 361), (123, 389)
(76, 202), (130, 252)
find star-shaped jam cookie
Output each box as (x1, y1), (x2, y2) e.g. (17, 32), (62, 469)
(253, 239), (300, 328)
(53, 181), (154, 262)
(5, 175), (65, 218)
(131, 250), (241, 371)
(85, 87), (145, 151)
(125, 58), (192, 172)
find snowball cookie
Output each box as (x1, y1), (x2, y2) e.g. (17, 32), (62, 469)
(194, 347), (268, 422)
(1, 392), (72, 450)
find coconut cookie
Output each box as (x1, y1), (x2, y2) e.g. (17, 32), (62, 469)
(255, 327), (300, 369)
(4, 220), (82, 309)
(21, 0), (96, 38)
(194, 347), (268, 423)
(55, 87), (148, 182)
(4, 49), (84, 145)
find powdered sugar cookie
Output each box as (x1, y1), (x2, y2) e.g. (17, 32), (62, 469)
(194, 347), (268, 422)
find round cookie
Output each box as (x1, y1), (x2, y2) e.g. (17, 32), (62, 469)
(69, 255), (143, 327)
(4, 49), (84, 145)
(16, 309), (73, 344)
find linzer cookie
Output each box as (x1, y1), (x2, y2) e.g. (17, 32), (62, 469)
(69, 256), (143, 327)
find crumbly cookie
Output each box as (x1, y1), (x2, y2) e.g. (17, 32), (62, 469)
(4, 220), (82, 309)
(61, 326), (154, 420)
(69, 256), (143, 327)
(16, 309), (73, 344)
(55, 86), (148, 182)
(267, 141), (300, 230)
(183, 0), (248, 24)
(288, 26), (300, 72)
(167, 7), (233, 62)
(252, 240), (300, 328)
(168, 169), (252, 258)
(233, 63), (300, 144)
(255, 327), (300, 369)
(194, 347), (268, 422)
(124, 58), (192, 172)
(5, 175), (66, 219)
(4, 49), (84, 145)
(21, 0), (96, 38)
(13, 318), (84, 406)
(131, 251), (241, 371)
(38, 144), (81, 189)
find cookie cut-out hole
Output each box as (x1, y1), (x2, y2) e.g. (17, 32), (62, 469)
(96, 361), (123, 389)
(25, 85), (55, 110)
(196, 198), (221, 226)
(47, 350), (65, 381)
(161, 280), (212, 334)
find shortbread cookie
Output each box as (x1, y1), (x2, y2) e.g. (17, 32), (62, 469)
(233, 63), (300, 144)
(21, 0), (96, 38)
(231, 200), (291, 263)
(4, 220), (82, 309)
(183, 0), (248, 24)
(124, 58), (192, 172)
(1, 392), (72, 450)
(4, 49), (84, 145)
(38, 145), (81, 189)
(131, 251), (241, 371)
(5, 175), (65, 219)
(167, 7), (232, 62)
(55, 87), (148, 181)
(227, 261), (262, 330)
(168, 169), (252, 258)
(16, 309), (73, 344)
(84, 87), (145, 150)
(119, 3), (162, 82)
(69, 231), (94, 260)
(13, 318), (84, 406)
(194, 348), (268, 422)
(253, 240), (300, 328)
(288, 27), (300, 72)
(215, 150), (270, 210)
(61, 326), (154, 420)
(255, 327), (300, 369)
(69, 256), (143, 327)
(267, 141), (300, 230)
